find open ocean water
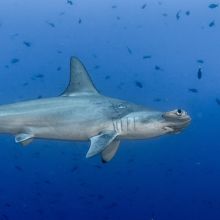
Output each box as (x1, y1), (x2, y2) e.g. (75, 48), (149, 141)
(0, 0), (220, 219)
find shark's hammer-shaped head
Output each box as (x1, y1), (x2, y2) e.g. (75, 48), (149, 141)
(161, 109), (191, 134)
(122, 108), (191, 139)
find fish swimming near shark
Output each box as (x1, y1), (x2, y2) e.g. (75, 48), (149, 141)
(0, 57), (191, 162)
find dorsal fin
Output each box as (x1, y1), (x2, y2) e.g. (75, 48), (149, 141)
(62, 57), (99, 96)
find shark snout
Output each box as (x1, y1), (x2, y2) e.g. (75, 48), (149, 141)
(162, 109), (191, 133)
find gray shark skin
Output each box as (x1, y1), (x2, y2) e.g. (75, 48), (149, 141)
(0, 57), (191, 162)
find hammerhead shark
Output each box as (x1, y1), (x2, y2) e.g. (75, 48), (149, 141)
(0, 57), (191, 162)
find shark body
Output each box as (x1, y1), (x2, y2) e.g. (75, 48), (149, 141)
(0, 57), (191, 162)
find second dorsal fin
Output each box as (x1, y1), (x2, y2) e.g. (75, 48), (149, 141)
(62, 57), (99, 96)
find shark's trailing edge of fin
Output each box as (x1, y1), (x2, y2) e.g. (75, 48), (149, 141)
(101, 139), (120, 163)
(86, 131), (118, 158)
(62, 57), (99, 96)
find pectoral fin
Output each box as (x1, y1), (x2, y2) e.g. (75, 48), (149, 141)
(101, 140), (120, 163)
(86, 131), (118, 158)
(15, 133), (34, 146)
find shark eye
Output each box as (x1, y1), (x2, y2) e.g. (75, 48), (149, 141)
(176, 109), (182, 116)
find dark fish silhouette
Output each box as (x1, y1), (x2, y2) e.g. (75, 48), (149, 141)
(4, 203), (11, 207)
(197, 68), (202, 79)
(44, 180), (52, 184)
(112, 5), (117, 9)
(185, 10), (190, 15)
(57, 67), (61, 71)
(209, 20), (215, 27)
(15, 165), (23, 171)
(67, 0), (73, 5)
(141, 3), (147, 9)
(11, 58), (19, 64)
(188, 88), (198, 93)
(216, 98), (220, 105)
(46, 21), (55, 28)
(135, 81), (143, 88)
(78, 18), (82, 24)
(143, 55), (152, 59)
(176, 10), (181, 20)
(23, 41), (31, 47)
(153, 98), (162, 102)
(35, 74), (44, 78)
(155, 65), (162, 71)
(105, 75), (111, 80)
(197, 59), (204, 64)
(209, 3), (218, 9)
(22, 82), (29, 87)
(70, 165), (78, 172)
(127, 47), (132, 54)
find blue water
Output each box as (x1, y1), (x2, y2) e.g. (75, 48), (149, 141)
(0, 0), (220, 219)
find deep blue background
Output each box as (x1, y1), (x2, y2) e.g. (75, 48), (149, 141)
(0, 0), (220, 219)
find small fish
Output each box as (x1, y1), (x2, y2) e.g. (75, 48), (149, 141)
(11, 33), (19, 38)
(78, 18), (82, 24)
(209, 20), (215, 27)
(162, 13), (168, 17)
(57, 66), (61, 71)
(209, 3), (218, 9)
(59, 12), (65, 16)
(112, 5), (117, 9)
(176, 10), (181, 20)
(70, 165), (78, 172)
(216, 98), (220, 105)
(4, 203), (11, 207)
(22, 82), (29, 87)
(105, 75), (111, 80)
(15, 165), (23, 171)
(35, 73), (44, 78)
(46, 21), (55, 28)
(67, 0), (73, 5)
(44, 180), (52, 184)
(23, 41), (31, 47)
(197, 67), (202, 79)
(143, 55), (152, 59)
(197, 59), (204, 64)
(11, 58), (19, 64)
(155, 65), (162, 71)
(153, 98), (162, 102)
(141, 3), (147, 9)
(127, 47), (132, 54)
(135, 81), (143, 88)
(37, 95), (42, 99)
(188, 88), (198, 93)
(185, 10), (190, 16)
